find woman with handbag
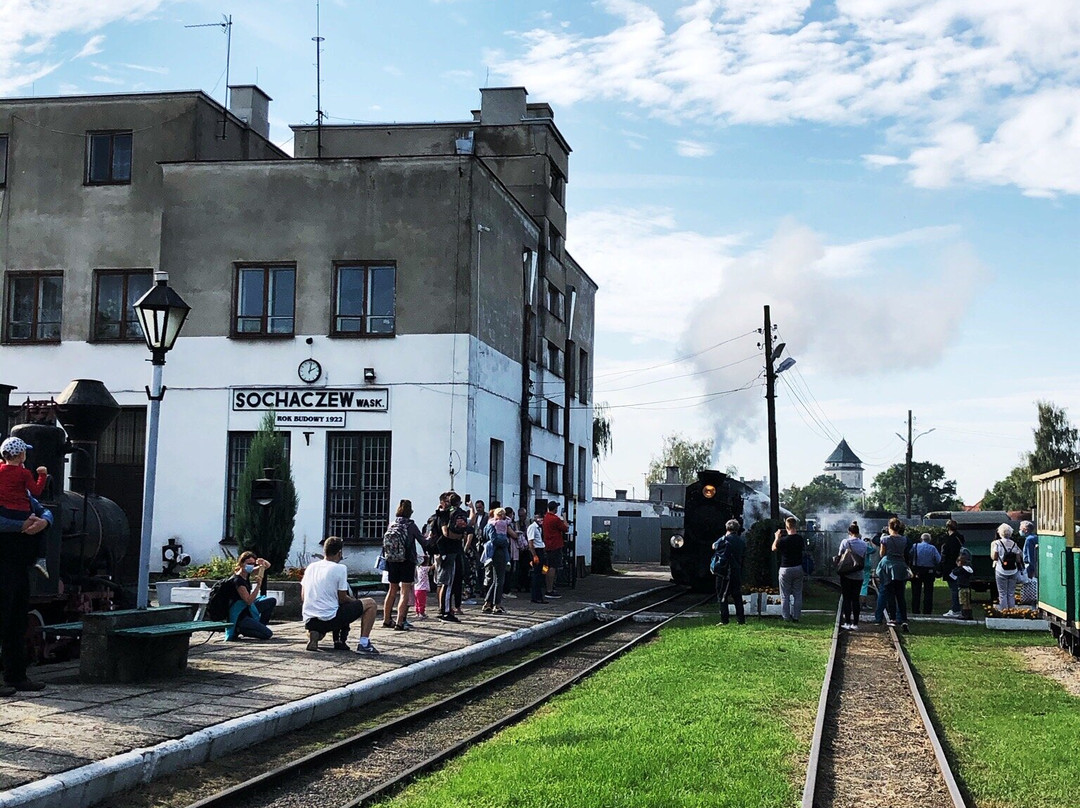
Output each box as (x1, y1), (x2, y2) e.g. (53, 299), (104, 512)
(835, 522), (867, 629)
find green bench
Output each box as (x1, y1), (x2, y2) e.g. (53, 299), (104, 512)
(111, 620), (230, 638)
(45, 621), (85, 636)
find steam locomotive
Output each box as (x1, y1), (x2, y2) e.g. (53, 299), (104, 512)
(1, 380), (134, 657)
(669, 469), (746, 591)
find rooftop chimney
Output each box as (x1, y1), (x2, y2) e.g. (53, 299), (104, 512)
(664, 465), (680, 485)
(228, 84), (271, 139)
(479, 87), (528, 125)
(615, 489), (627, 501)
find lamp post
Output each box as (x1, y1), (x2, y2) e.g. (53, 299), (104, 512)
(132, 272), (191, 609)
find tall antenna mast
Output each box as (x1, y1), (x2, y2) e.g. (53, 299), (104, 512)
(186, 14), (233, 140)
(313, 0), (325, 158)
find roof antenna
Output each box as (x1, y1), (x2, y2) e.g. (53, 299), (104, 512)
(186, 13), (232, 140)
(313, 0), (325, 158)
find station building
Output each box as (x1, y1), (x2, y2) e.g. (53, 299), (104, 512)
(0, 85), (596, 574)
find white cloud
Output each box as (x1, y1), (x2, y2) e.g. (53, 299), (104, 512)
(569, 206), (988, 459)
(74, 34), (105, 59)
(0, 0), (166, 94)
(675, 138), (713, 157)
(489, 0), (1080, 195)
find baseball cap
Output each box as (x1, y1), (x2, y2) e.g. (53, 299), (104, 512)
(0, 437), (32, 457)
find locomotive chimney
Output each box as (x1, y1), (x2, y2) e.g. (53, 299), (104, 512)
(0, 384), (15, 442)
(55, 380), (120, 497)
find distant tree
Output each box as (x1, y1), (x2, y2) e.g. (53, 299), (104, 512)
(981, 463), (1035, 511)
(234, 411), (299, 572)
(1029, 400), (1080, 475)
(781, 475), (850, 522)
(592, 402), (613, 460)
(870, 461), (963, 515)
(645, 433), (713, 485)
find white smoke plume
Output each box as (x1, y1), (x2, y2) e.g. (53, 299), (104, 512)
(680, 219), (987, 456)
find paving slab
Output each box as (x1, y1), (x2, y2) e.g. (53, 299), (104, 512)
(0, 564), (670, 805)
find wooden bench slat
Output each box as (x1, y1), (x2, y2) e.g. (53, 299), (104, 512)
(111, 621), (231, 637)
(44, 622), (84, 634)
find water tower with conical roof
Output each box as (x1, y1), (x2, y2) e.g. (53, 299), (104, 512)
(824, 439), (864, 491)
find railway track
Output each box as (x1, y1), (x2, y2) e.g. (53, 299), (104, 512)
(114, 588), (709, 808)
(802, 611), (966, 808)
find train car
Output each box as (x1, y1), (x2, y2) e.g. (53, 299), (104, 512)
(669, 469), (744, 591)
(1033, 466), (1080, 655)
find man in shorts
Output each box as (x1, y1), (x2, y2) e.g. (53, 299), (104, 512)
(541, 500), (569, 598)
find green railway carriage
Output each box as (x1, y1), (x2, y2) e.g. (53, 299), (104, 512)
(1033, 466), (1080, 655)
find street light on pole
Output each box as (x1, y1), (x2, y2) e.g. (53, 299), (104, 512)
(895, 409), (935, 519)
(132, 272), (191, 609)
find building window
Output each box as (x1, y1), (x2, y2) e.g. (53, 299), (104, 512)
(326, 432), (391, 543)
(489, 439), (504, 506)
(86, 131), (133, 185)
(234, 264), (295, 336)
(4, 273), (62, 343)
(578, 445), (587, 500)
(546, 341), (563, 377)
(546, 283), (564, 320)
(578, 348), (589, 404)
(93, 269), (152, 341)
(0, 135), (7, 187)
(546, 461), (561, 495)
(546, 400), (561, 435)
(98, 408), (147, 465)
(225, 431), (291, 540)
(333, 263), (396, 336)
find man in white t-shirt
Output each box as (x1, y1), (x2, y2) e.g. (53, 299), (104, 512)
(301, 536), (379, 654)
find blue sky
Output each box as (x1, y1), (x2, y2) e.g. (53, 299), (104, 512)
(5, 0), (1079, 505)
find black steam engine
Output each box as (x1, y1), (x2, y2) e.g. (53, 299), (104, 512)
(2, 380), (133, 659)
(669, 469), (745, 591)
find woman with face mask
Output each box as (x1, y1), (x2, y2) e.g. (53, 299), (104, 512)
(224, 550), (276, 641)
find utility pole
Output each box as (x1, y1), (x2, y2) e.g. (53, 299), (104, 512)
(896, 410), (935, 520)
(905, 409), (913, 519)
(764, 305), (780, 521)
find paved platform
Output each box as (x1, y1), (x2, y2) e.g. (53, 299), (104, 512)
(0, 564), (671, 807)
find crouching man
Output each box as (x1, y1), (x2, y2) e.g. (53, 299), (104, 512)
(301, 536), (379, 654)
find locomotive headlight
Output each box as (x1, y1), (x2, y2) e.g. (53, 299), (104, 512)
(670, 535), (684, 549)
(703, 484), (716, 499)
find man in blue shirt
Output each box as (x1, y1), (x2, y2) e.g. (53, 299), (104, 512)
(715, 519), (747, 625)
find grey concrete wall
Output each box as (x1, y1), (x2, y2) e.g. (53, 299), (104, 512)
(0, 92), (285, 343)
(158, 156), (545, 359)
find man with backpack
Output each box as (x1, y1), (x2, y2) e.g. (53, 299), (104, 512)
(713, 519), (746, 625)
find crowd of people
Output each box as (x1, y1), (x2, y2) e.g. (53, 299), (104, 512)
(298, 493), (572, 655)
(711, 515), (1040, 631)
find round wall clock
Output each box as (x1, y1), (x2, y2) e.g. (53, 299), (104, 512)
(298, 358), (322, 383)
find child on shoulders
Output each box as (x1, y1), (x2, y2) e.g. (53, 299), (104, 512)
(0, 437), (50, 576)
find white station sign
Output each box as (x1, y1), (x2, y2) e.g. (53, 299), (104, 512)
(231, 387), (389, 429)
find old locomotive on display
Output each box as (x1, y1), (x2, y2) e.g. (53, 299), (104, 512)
(1, 380), (133, 656)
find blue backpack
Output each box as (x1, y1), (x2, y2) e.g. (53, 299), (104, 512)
(710, 537), (732, 577)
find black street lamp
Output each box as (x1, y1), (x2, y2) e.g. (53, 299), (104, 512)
(132, 273), (191, 608)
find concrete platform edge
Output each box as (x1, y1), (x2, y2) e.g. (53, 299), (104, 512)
(0, 608), (598, 808)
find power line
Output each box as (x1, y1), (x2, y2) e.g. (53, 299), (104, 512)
(594, 353), (760, 395)
(592, 329), (758, 382)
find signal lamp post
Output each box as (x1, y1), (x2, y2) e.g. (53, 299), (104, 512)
(132, 273), (191, 609)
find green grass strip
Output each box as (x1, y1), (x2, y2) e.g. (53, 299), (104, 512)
(902, 624), (1078, 808)
(377, 615), (832, 808)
